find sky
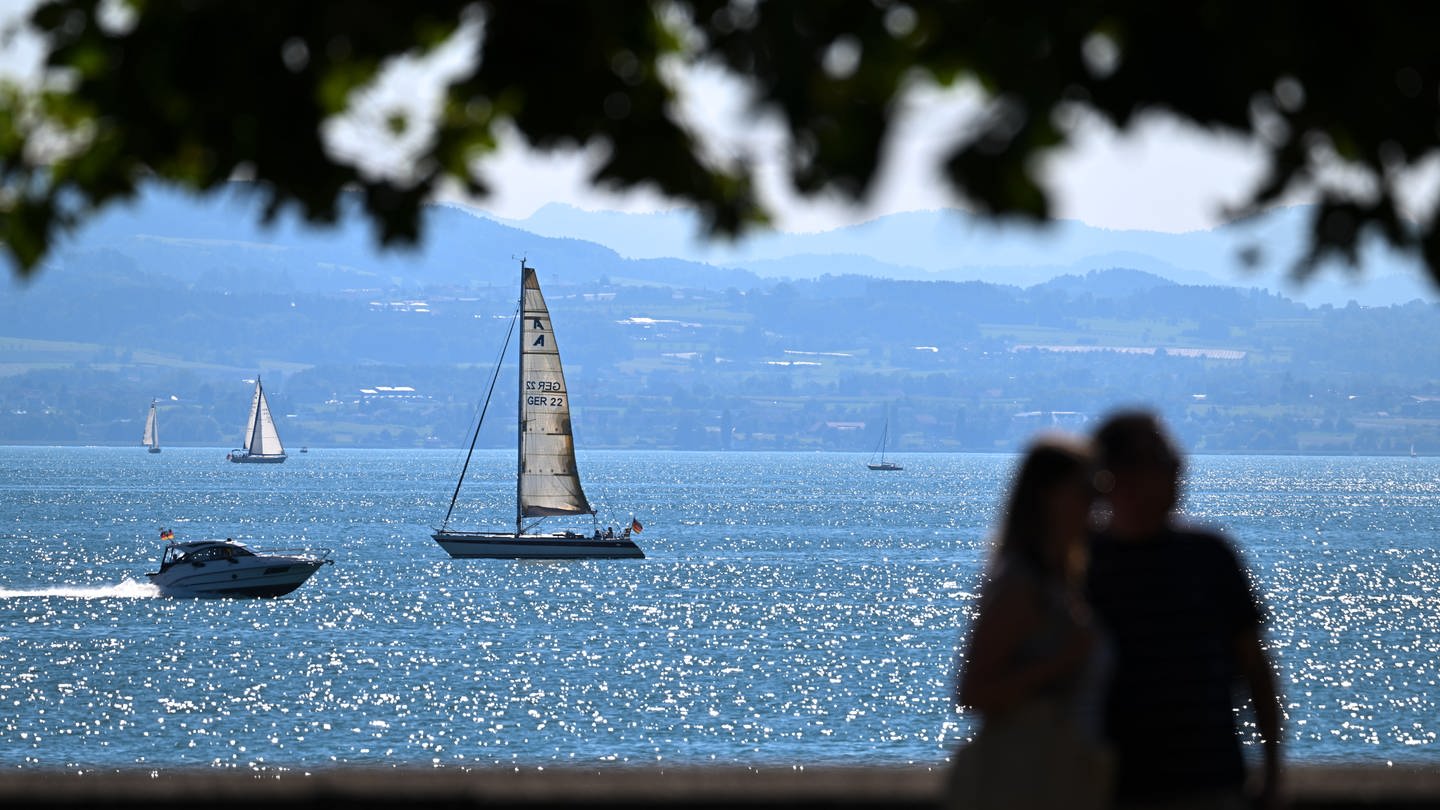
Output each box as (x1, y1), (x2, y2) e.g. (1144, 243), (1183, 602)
(0, 1), (1280, 237)
(469, 67), (1271, 236)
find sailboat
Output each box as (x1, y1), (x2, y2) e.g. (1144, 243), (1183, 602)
(142, 399), (161, 454)
(227, 376), (287, 464)
(432, 260), (644, 559)
(867, 419), (903, 471)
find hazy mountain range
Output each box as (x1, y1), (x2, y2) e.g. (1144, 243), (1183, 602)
(499, 203), (1437, 307)
(14, 182), (1436, 306)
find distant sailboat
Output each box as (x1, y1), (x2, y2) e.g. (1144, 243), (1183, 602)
(432, 260), (644, 559)
(227, 377), (287, 464)
(142, 399), (161, 454)
(867, 419), (903, 471)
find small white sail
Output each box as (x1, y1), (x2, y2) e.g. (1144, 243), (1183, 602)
(518, 266), (592, 517)
(243, 382), (261, 452)
(142, 400), (159, 450)
(244, 378), (285, 457)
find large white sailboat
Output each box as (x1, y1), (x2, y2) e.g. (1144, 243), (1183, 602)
(142, 399), (161, 453)
(227, 376), (287, 464)
(433, 260), (644, 559)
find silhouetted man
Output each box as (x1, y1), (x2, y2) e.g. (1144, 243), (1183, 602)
(1087, 411), (1280, 809)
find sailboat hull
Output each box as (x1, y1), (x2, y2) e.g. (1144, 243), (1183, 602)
(228, 452), (287, 464)
(432, 530), (644, 559)
(148, 447), (161, 454)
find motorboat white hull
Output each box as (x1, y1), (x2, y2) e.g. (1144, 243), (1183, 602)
(147, 539), (330, 598)
(148, 556), (325, 597)
(432, 531), (644, 559)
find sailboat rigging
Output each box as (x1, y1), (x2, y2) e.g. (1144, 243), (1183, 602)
(142, 399), (161, 454)
(867, 418), (903, 471)
(227, 376), (287, 464)
(432, 260), (644, 559)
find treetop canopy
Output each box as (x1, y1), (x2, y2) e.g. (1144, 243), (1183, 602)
(3, 1), (1440, 289)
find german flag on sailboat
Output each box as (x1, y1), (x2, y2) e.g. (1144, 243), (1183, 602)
(630, 518), (643, 534)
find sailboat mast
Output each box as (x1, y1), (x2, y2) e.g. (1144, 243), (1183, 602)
(514, 259), (526, 538)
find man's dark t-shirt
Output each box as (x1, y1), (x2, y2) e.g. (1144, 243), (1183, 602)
(1086, 526), (1265, 800)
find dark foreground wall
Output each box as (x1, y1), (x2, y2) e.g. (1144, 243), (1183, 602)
(1, 765), (1436, 809)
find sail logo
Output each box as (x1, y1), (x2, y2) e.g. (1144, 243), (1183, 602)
(531, 318), (548, 347)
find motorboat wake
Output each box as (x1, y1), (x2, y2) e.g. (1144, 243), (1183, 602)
(0, 580), (160, 599)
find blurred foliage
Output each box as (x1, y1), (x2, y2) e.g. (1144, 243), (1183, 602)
(4, 1), (1440, 287)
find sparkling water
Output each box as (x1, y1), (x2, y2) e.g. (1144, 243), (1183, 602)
(0, 447), (1436, 770)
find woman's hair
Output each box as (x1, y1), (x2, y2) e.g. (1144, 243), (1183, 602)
(994, 434), (1094, 579)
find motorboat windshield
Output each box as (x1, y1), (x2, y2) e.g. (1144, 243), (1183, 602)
(158, 540), (256, 570)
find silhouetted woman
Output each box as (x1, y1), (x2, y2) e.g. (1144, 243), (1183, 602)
(950, 434), (1111, 809)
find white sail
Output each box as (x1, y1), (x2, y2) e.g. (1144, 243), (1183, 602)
(244, 378), (285, 456)
(518, 266), (592, 517)
(243, 382), (261, 452)
(142, 400), (159, 449)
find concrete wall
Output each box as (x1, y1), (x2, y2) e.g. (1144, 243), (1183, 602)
(1, 765), (1437, 809)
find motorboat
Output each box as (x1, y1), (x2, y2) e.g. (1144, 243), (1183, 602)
(147, 535), (331, 597)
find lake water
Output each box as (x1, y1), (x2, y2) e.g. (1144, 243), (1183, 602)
(0, 447), (1437, 771)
